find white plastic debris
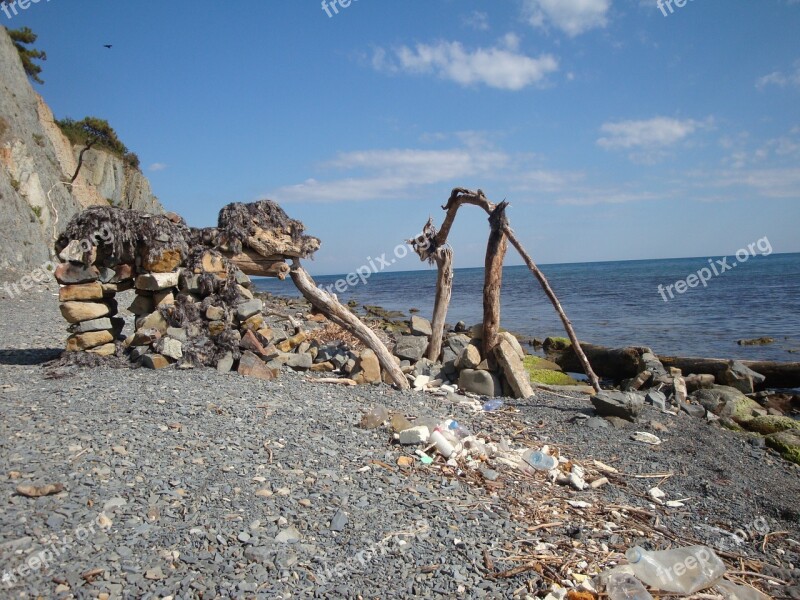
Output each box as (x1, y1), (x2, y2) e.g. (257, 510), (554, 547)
(631, 432), (662, 445)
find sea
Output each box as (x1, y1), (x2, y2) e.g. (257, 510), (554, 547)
(254, 252), (800, 363)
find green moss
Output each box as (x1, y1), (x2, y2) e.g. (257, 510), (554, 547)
(543, 336), (571, 352)
(10, 177), (21, 191)
(0, 117), (9, 139)
(523, 355), (563, 372)
(765, 430), (800, 465)
(31, 206), (42, 219)
(720, 418), (744, 432)
(744, 415), (800, 435)
(528, 368), (580, 386)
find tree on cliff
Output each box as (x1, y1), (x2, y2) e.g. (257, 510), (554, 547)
(56, 117), (140, 182)
(7, 26), (47, 84)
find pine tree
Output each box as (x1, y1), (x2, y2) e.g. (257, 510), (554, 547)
(7, 26), (47, 84)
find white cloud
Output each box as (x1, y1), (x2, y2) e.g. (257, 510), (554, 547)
(523, 0), (611, 37)
(756, 60), (800, 89)
(462, 10), (490, 31)
(148, 162), (168, 172)
(271, 144), (510, 203)
(597, 117), (705, 149)
(372, 34), (558, 91)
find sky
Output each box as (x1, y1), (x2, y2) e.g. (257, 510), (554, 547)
(5, 0), (800, 275)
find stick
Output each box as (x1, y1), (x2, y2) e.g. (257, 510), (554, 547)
(482, 202), (508, 363)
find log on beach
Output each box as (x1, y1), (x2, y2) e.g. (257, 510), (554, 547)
(659, 356), (800, 389)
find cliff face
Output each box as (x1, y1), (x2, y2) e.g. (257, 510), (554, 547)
(0, 26), (163, 272)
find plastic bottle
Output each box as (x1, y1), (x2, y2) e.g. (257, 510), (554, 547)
(605, 571), (653, 600)
(360, 405), (389, 429)
(625, 545), (725, 594)
(482, 399), (504, 412)
(523, 449), (559, 471)
(447, 420), (472, 439)
(430, 428), (456, 458)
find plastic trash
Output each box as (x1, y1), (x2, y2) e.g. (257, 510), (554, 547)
(360, 405), (389, 429)
(523, 449), (559, 471)
(605, 571), (653, 600)
(447, 420), (472, 439)
(389, 413), (413, 433)
(483, 399), (504, 412)
(430, 428), (456, 458)
(625, 545), (725, 594)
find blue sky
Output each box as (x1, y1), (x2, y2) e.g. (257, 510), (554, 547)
(6, 0), (800, 275)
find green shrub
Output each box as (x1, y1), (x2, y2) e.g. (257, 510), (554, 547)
(10, 177), (21, 191)
(8, 27), (46, 84)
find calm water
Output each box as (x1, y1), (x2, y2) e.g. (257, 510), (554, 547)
(255, 253), (800, 362)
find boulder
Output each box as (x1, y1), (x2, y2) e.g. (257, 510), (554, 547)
(136, 311), (168, 334)
(238, 351), (278, 380)
(160, 338), (183, 361)
(352, 349), (382, 384)
(646, 390), (667, 411)
(59, 282), (104, 302)
(142, 354), (171, 370)
(394, 335), (428, 362)
(54, 263), (100, 285)
(86, 343), (116, 357)
(765, 430), (800, 465)
(719, 360), (766, 394)
(590, 391), (644, 422)
(412, 357), (443, 381)
(694, 386), (764, 424)
(66, 330), (114, 352)
(494, 339), (535, 399)
(135, 272), (180, 291)
(455, 343), (482, 370)
(142, 249), (182, 273)
(459, 369), (502, 397)
(445, 334), (472, 357)
(498, 332), (525, 361)
(59, 301), (113, 324)
(216, 352), (234, 373)
(282, 352), (312, 371)
(236, 299), (264, 321)
(742, 415), (800, 435)
(410, 315), (432, 337)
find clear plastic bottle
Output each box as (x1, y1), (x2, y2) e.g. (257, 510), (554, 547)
(625, 545), (725, 594)
(482, 399), (504, 412)
(605, 571), (653, 600)
(447, 420), (472, 439)
(522, 449), (558, 471)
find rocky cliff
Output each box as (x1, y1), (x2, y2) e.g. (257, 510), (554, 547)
(0, 26), (163, 272)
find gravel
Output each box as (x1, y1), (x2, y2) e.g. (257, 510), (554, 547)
(0, 275), (798, 599)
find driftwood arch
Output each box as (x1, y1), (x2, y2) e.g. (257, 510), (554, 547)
(407, 187), (601, 393)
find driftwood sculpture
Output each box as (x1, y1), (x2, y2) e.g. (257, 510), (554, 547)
(410, 187), (601, 393)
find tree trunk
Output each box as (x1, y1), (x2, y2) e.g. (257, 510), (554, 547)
(427, 246), (453, 361)
(289, 261), (409, 389)
(482, 202), (509, 362)
(660, 355), (800, 389)
(70, 140), (96, 184)
(223, 249), (290, 279)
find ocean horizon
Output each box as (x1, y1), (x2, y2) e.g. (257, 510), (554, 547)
(255, 252), (800, 363)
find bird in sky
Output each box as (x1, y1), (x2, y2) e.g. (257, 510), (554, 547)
(103, 44), (112, 49)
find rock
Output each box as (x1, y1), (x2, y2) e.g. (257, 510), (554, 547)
(398, 426), (430, 445)
(696, 386), (764, 424)
(112, 264), (134, 282)
(200, 251), (227, 274)
(590, 391), (644, 422)
(494, 339), (535, 399)
(160, 338), (183, 360)
(685, 374), (715, 393)
(765, 430), (800, 465)
(412, 375), (431, 390)
(206, 305), (225, 321)
(330, 510), (348, 532)
(743, 415), (800, 435)
(238, 351), (278, 380)
(216, 352), (234, 373)
(59, 301), (113, 324)
(236, 299), (264, 321)
(498, 332), (525, 361)
(87, 343), (116, 357)
(624, 370), (652, 391)
(58, 282), (104, 302)
(454, 320), (466, 332)
(153, 289), (175, 308)
(240, 330), (277, 359)
(646, 390), (667, 411)
(241, 314), (263, 331)
(543, 336), (571, 352)
(719, 361), (766, 394)
(394, 335), (428, 362)
(135, 271), (180, 291)
(458, 369), (502, 397)
(142, 248), (182, 273)
(738, 337), (774, 346)
(445, 334), (472, 357)
(410, 315), (432, 337)
(585, 417), (611, 430)
(68, 317), (121, 334)
(680, 403), (706, 418)
(136, 311), (168, 334)
(54, 263), (100, 285)
(166, 326), (187, 341)
(128, 294), (154, 316)
(275, 526), (301, 543)
(180, 273), (201, 293)
(283, 352), (312, 371)
(277, 332), (307, 353)
(352, 349), (382, 384)
(66, 330), (114, 352)
(142, 354), (171, 370)
(310, 361), (334, 372)
(455, 343), (482, 370)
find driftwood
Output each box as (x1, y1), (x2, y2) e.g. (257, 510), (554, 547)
(223, 249), (290, 279)
(289, 261), (409, 390)
(482, 202), (509, 364)
(433, 188), (601, 393)
(660, 356), (800, 389)
(549, 344), (647, 381)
